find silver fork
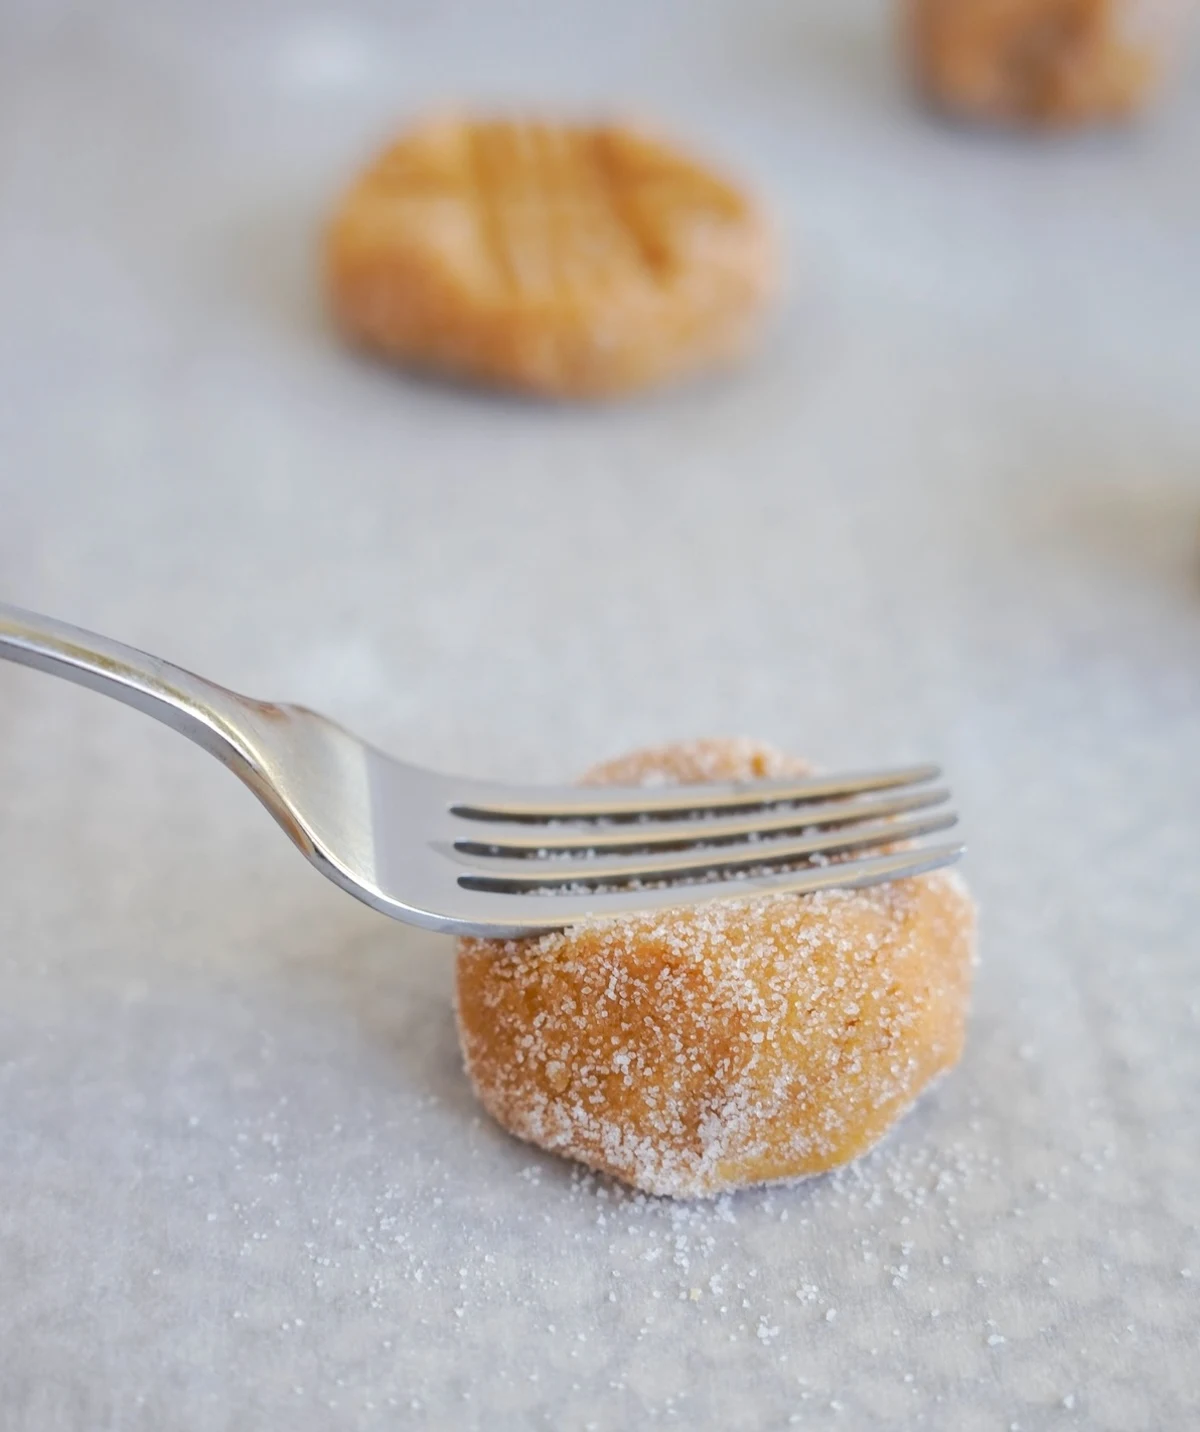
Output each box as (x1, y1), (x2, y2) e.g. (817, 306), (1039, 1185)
(0, 602), (964, 937)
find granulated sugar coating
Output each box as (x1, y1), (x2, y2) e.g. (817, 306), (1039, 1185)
(456, 739), (976, 1198)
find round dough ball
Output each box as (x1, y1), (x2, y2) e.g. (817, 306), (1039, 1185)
(455, 739), (976, 1198)
(325, 115), (777, 399)
(906, 0), (1182, 126)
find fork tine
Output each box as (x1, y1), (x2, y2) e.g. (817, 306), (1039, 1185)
(451, 785), (950, 856)
(449, 843), (967, 937)
(454, 811), (958, 889)
(450, 762), (941, 823)
(0, 606), (966, 942)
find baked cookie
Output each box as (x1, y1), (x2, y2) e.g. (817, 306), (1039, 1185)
(325, 116), (776, 398)
(906, 0), (1179, 125)
(455, 739), (976, 1199)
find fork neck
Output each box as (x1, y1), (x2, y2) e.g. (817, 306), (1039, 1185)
(0, 601), (262, 777)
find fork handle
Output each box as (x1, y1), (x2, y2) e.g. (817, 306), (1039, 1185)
(0, 601), (261, 779)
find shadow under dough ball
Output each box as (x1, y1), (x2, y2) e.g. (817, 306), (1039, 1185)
(455, 738), (976, 1199)
(906, 0), (1184, 125)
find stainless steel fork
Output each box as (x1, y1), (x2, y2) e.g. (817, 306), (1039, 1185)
(0, 602), (964, 937)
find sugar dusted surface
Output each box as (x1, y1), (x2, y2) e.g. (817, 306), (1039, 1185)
(457, 740), (975, 1197)
(2, 0), (1200, 1426)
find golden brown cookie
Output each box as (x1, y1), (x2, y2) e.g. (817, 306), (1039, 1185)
(906, 0), (1178, 126)
(455, 739), (976, 1198)
(325, 116), (777, 398)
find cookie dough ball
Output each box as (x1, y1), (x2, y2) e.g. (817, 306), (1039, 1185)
(455, 739), (976, 1198)
(906, 0), (1180, 126)
(325, 116), (777, 398)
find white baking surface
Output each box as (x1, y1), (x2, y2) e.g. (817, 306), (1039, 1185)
(2, 1), (1198, 1428)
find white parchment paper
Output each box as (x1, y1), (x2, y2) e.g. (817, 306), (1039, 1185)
(1, 2), (1198, 1427)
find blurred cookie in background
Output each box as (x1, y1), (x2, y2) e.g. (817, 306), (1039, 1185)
(905, 0), (1188, 126)
(326, 115), (778, 400)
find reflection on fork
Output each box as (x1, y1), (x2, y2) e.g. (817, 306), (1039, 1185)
(0, 601), (963, 938)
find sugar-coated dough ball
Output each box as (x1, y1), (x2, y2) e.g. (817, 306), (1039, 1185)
(455, 739), (976, 1198)
(907, 0), (1181, 126)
